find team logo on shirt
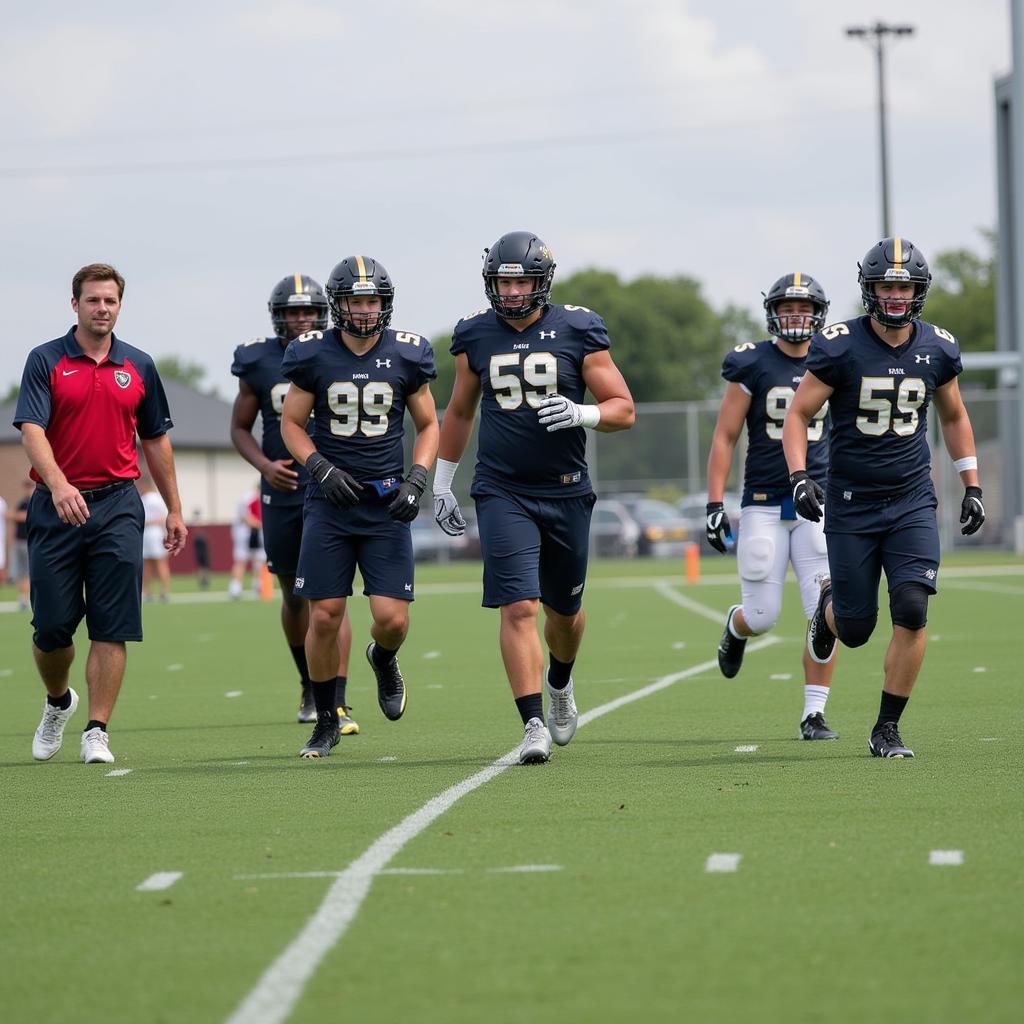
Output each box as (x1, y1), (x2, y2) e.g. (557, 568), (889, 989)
(114, 370), (131, 388)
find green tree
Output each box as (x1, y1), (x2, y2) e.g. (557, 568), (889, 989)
(1, 381), (18, 404)
(924, 230), (996, 352)
(155, 356), (212, 393)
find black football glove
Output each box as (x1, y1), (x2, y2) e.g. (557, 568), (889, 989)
(790, 470), (824, 522)
(705, 502), (734, 554)
(305, 452), (363, 509)
(388, 464), (428, 523)
(959, 485), (985, 536)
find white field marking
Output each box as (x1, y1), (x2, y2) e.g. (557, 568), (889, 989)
(489, 864), (563, 873)
(224, 598), (778, 1024)
(980, 737), (1000, 742)
(377, 756), (397, 763)
(232, 761), (251, 766)
(166, 664), (183, 672)
(425, 684), (444, 690)
(735, 745), (758, 753)
(942, 580), (1024, 596)
(105, 768), (133, 777)
(653, 581), (735, 624)
(705, 854), (742, 873)
(0, 668), (12, 677)
(379, 867), (463, 876)
(422, 650), (441, 659)
(672, 641), (686, 649)
(770, 673), (793, 680)
(225, 691), (243, 698)
(136, 872), (183, 892)
(972, 667), (987, 674)
(929, 850), (964, 866)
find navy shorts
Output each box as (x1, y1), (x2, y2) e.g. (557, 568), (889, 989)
(824, 482), (940, 621)
(475, 488), (597, 615)
(294, 494), (414, 601)
(27, 481), (144, 650)
(262, 499), (304, 577)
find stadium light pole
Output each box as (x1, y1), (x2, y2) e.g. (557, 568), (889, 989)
(845, 21), (915, 238)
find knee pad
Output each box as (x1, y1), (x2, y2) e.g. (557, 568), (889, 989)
(889, 582), (930, 631)
(835, 614), (877, 648)
(738, 534), (774, 582)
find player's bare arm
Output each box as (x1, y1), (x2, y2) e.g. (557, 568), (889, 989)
(579, 350), (636, 432)
(280, 384), (317, 466)
(140, 434), (188, 556)
(406, 383), (440, 472)
(707, 382), (751, 501)
(231, 378), (299, 492)
(437, 353), (482, 462)
(783, 371), (833, 474)
(932, 377), (981, 487)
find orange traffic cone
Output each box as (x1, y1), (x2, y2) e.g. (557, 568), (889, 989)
(684, 542), (700, 584)
(259, 563), (275, 601)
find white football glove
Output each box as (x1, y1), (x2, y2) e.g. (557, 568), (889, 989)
(433, 490), (467, 537)
(536, 393), (600, 432)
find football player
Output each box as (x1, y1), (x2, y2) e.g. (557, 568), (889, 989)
(783, 237), (985, 758)
(280, 256), (439, 759)
(230, 275), (354, 729)
(707, 272), (839, 740)
(432, 231), (635, 765)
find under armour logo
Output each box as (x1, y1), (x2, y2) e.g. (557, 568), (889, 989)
(924, 569), (936, 580)
(294, 577), (305, 589)
(539, 330), (557, 340)
(915, 354), (930, 364)
(404, 583), (412, 592)
(376, 358), (391, 368)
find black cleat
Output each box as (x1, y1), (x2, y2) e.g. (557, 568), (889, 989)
(868, 721), (914, 758)
(717, 605), (747, 678)
(800, 712), (839, 740)
(299, 714), (341, 758)
(366, 642), (407, 721)
(807, 574), (837, 665)
(297, 682), (317, 724)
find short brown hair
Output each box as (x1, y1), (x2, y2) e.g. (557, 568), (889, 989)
(72, 263), (125, 301)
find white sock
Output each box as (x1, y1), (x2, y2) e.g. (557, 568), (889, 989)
(728, 608), (745, 640)
(802, 684), (829, 721)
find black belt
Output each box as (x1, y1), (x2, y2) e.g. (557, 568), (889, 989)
(38, 479), (133, 502)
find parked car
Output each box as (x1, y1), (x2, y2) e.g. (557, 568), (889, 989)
(676, 491), (743, 554)
(590, 499), (641, 558)
(617, 497), (692, 557)
(410, 509), (480, 562)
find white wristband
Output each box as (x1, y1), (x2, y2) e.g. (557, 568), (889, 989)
(433, 457), (460, 492)
(580, 405), (601, 429)
(953, 456), (978, 473)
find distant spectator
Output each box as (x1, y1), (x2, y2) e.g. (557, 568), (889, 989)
(9, 479), (34, 610)
(139, 477), (171, 603)
(190, 509), (210, 590)
(228, 484), (264, 599)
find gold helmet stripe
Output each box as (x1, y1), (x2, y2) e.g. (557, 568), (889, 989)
(894, 237), (904, 265)
(293, 273), (303, 295)
(355, 255), (368, 280)
(793, 271), (802, 288)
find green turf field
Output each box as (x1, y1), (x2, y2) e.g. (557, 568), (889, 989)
(2, 554), (1021, 1023)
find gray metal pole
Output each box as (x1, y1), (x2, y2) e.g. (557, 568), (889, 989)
(1011, 0), (1024, 546)
(876, 30), (891, 237)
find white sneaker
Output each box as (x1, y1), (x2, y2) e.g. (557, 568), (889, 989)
(32, 688), (80, 761)
(545, 672), (578, 746)
(519, 717), (552, 765)
(80, 727), (115, 764)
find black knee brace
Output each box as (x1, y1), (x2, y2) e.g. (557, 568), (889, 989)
(890, 582), (930, 631)
(835, 613), (877, 648)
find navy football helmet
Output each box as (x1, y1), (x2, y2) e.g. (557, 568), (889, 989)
(858, 237), (931, 327)
(326, 256), (394, 338)
(763, 272), (829, 342)
(268, 275), (328, 339)
(483, 231), (556, 320)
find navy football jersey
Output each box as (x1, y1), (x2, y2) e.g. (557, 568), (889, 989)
(451, 304), (609, 498)
(722, 339), (829, 506)
(231, 336), (309, 507)
(281, 327), (437, 485)
(803, 316), (962, 496)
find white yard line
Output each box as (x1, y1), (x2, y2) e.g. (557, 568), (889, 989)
(136, 872), (183, 892)
(929, 850), (964, 866)
(105, 768), (133, 778)
(224, 590), (778, 1024)
(705, 854), (742, 873)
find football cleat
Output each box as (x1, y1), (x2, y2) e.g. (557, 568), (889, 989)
(868, 721), (914, 759)
(80, 727), (115, 764)
(717, 605), (747, 678)
(807, 575), (837, 665)
(297, 683), (317, 724)
(800, 712), (839, 741)
(337, 705), (360, 736)
(32, 689), (80, 761)
(545, 673), (578, 746)
(519, 717), (552, 765)
(299, 714), (341, 758)
(366, 643), (407, 721)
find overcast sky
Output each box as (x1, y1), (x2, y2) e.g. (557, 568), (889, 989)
(1, 0), (1011, 404)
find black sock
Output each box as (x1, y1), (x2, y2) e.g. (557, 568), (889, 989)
(370, 643), (397, 668)
(874, 691), (909, 733)
(515, 693), (543, 726)
(290, 645), (310, 686)
(547, 653), (575, 690)
(47, 690), (73, 710)
(311, 679), (338, 718)
(335, 675), (348, 708)
(85, 720), (107, 733)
